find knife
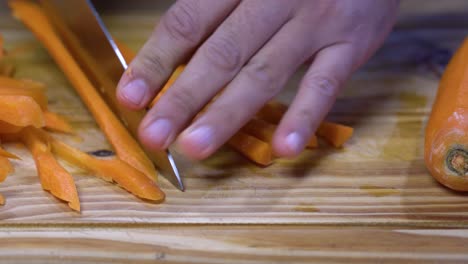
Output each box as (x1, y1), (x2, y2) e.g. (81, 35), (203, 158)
(39, 0), (185, 191)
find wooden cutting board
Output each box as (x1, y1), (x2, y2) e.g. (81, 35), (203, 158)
(1, 1), (468, 263)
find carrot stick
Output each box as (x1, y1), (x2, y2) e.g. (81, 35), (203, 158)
(21, 127), (80, 211)
(0, 156), (14, 183)
(43, 111), (73, 134)
(425, 37), (468, 191)
(43, 131), (165, 202)
(149, 65), (185, 108)
(227, 131), (272, 166)
(10, 0), (158, 182)
(0, 95), (44, 128)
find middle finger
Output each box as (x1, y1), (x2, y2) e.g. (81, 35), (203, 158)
(139, 0), (294, 150)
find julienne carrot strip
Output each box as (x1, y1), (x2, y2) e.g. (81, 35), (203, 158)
(21, 127), (80, 211)
(40, 130), (165, 202)
(9, 0), (159, 183)
(256, 101), (353, 147)
(0, 95), (44, 128)
(227, 131), (272, 166)
(43, 111), (73, 134)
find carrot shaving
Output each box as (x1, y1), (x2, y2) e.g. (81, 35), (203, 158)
(21, 127), (80, 211)
(0, 78), (48, 109)
(43, 132), (164, 202)
(0, 95), (44, 128)
(227, 131), (272, 166)
(43, 111), (73, 134)
(10, 0), (158, 182)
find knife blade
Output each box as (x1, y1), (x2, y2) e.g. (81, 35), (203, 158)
(39, 0), (185, 191)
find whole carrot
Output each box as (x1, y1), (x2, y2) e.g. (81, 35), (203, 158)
(425, 37), (468, 191)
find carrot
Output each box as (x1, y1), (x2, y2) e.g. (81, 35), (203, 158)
(149, 65), (185, 108)
(0, 156), (14, 182)
(0, 63), (15, 77)
(115, 40), (136, 63)
(21, 127), (80, 211)
(43, 111), (73, 134)
(0, 145), (20, 160)
(10, 0), (158, 182)
(0, 34), (4, 59)
(43, 131), (165, 202)
(0, 95), (44, 128)
(227, 131), (272, 166)
(316, 122), (353, 148)
(0, 193), (4, 205)
(424, 37), (468, 191)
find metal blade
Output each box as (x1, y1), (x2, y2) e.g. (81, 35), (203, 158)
(40, 0), (184, 191)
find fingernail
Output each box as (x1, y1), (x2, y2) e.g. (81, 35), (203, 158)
(286, 132), (304, 154)
(120, 79), (148, 106)
(143, 119), (172, 148)
(183, 126), (214, 154)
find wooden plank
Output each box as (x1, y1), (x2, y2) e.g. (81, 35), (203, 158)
(0, 226), (467, 263)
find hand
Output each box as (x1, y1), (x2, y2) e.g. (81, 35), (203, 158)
(116, 0), (399, 160)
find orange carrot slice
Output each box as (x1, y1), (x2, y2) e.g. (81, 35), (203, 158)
(10, 0), (158, 181)
(45, 133), (165, 202)
(316, 122), (354, 148)
(21, 127), (80, 211)
(0, 95), (44, 128)
(43, 111), (73, 134)
(227, 131), (272, 166)
(0, 156), (14, 183)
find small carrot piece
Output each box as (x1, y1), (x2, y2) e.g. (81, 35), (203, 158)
(43, 111), (73, 134)
(424, 37), (468, 191)
(0, 145), (20, 160)
(21, 127), (80, 211)
(0, 156), (14, 183)
(45, 133), (165, 202)
(316, 122), (354, 148)
(0, 193), (5, 205)
(0, 95), (44, 128)
(10, 0), (158, 181)
(255, 101), (287, 124)
(228, 131), (272, 166)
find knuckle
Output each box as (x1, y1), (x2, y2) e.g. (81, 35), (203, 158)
(139, 51), (169, 77)
(302, 74), (341, 98)
(166, 87), (199, 115)
(242, 59), (280, 95)
(162, 1), (201, 43)
(203, 34), (242, 72)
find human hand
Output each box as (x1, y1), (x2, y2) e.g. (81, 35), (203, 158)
(116, 0), (399, 160)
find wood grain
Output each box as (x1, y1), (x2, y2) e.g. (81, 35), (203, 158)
(1, 1), (468, 263)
